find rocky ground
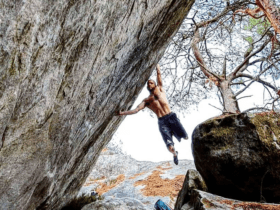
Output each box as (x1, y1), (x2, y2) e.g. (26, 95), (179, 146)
(181, 190), (280, 210)
(79, 144), (195, 209)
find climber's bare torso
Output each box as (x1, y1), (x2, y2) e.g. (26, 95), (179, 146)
(144, 85), (171, 118)
(117, 64), (171, 118)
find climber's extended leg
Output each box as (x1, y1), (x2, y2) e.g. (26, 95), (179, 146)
(168, 145), (177, 156)
(168, 145), (178, 165)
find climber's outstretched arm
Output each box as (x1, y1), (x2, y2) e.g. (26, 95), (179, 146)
(156, 64), (163, 88)
(117, 101), (146, 116)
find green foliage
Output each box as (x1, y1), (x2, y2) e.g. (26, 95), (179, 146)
(244, 36), (254, 44)
(244, 17), (270, 35)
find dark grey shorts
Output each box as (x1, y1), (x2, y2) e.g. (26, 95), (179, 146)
(158, 112), (188, 148)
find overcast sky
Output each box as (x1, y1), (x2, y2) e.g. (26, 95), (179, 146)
(109, 0), (280, 163)
(113, 80), (269, 162)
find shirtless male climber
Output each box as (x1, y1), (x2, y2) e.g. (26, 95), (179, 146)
(117, 64), (188, 165)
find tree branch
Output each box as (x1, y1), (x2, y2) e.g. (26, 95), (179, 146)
(237, 95), (253, 101)
(251, 26), (272, 45)
(234, 60), (275, 97)
(236, 73), (278, 93)
(235, 60), (276, 91)
(263, 84), (274, 98)
(196, 1), (249, 28)
(248, 58), (266, 66)
(234, 80), (255, 97)
(230, 39), (270, 79)
(231, 82), (246, 86)
(208, 103), (223, 112)
(191, 29), (222, 81)
(222, 56), (227, 78)
(268, 59), (280, 72)
(272, 97), (280, 111)
(217, 90), (224, 107)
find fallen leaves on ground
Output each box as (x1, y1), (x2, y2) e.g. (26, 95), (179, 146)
(129, 172), (146, 179)
(96, 174), (125, 195)
(134, 169), (185, 200)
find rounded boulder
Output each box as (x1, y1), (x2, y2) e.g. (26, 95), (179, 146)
(192, 112), (280, 203)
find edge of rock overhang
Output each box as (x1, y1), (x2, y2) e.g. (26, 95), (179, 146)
(41, 1), (195, 210)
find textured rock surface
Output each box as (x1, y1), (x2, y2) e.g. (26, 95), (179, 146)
(79, 147), (196, 209)
(174, 169), (207, 210)
(185, 190), (280, 210)
(0, 0), (195, 209)
(82, 197), (148, 210)
(192, 112), (280, 203)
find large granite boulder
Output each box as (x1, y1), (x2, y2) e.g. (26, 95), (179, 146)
(0, 0), (195, 209)
(192, 112), (280, 203)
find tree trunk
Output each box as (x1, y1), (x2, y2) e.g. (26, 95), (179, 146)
(256, 0), (280, 35)
(191, 30), (240, 114)
(220, 80), (240, 113)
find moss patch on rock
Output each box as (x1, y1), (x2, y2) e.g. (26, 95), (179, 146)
(211, 127), (236, 138)
(250, 111), (280, 146)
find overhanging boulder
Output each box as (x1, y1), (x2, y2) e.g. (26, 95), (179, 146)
(192, 112), (280, 203)
(0, 0), (195, 209)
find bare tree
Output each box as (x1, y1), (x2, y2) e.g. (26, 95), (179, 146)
(159, 0), (280, 114)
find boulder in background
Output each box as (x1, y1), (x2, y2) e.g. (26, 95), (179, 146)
(192, 112), (280, 203)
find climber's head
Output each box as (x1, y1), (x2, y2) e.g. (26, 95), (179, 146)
(147, 79), (156, 93)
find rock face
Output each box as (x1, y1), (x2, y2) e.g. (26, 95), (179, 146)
(174, 169), (207, 210)
(0, 1), (195, 209)
(192, 112), (280, 203)
(79, 146), (196, 209)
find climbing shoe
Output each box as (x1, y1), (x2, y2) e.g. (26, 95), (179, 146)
(173, 151), (178, 165)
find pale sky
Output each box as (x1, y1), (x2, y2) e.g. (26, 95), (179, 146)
(114, 81), (270, 162)
(110, 0), (280, 163)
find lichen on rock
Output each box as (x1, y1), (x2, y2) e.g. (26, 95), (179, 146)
(251, 112), (280, 146)
(192, 112), (280, 203)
